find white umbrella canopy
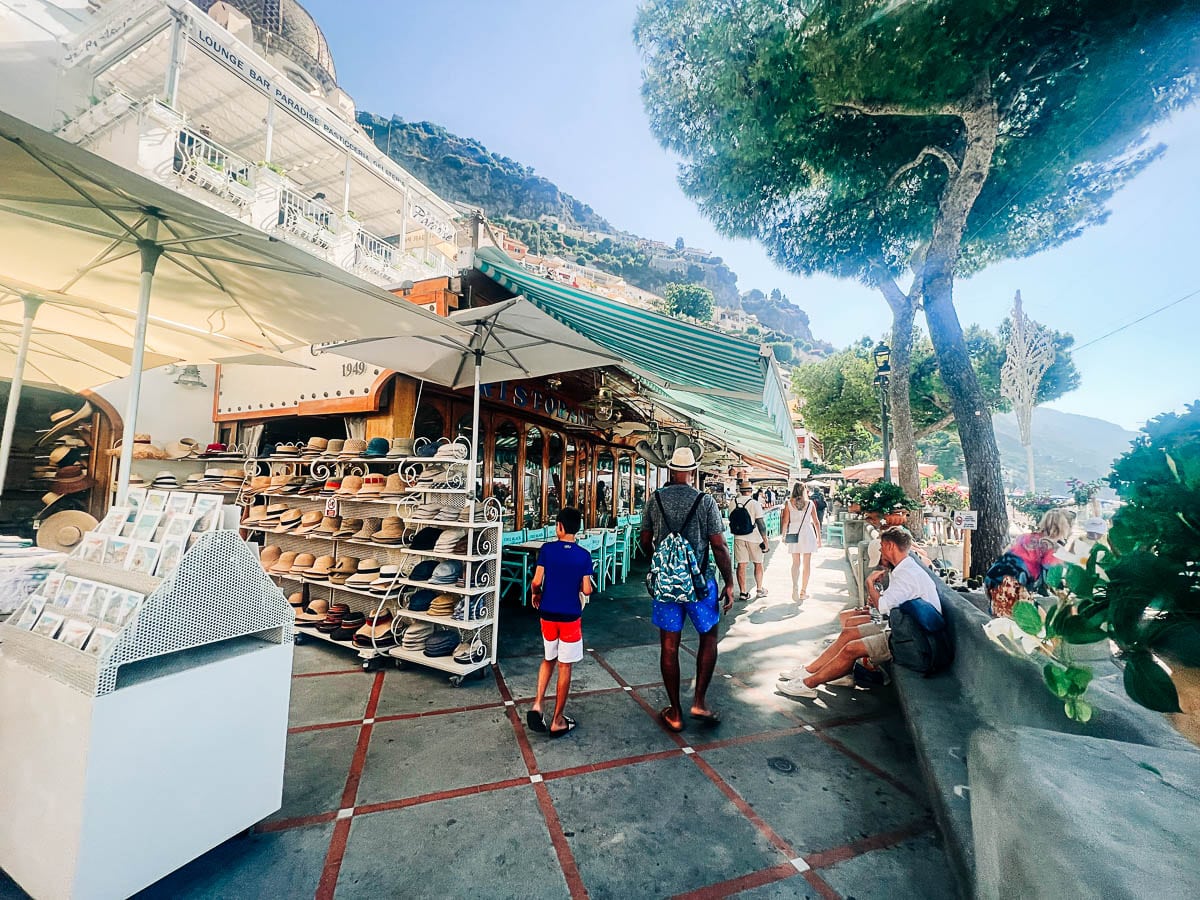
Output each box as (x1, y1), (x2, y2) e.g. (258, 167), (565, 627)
(0, 109), (463, 500)
(0, 325), (178, 391)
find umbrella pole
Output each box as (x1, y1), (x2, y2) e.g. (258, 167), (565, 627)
(469, 349), (482, 520)
(0, 296), (43, 498)
(115, 224), (162, 505)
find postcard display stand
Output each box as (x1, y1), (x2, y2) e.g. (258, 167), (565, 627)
(0, 530), (293, 900)
(249, 437), (502, 685)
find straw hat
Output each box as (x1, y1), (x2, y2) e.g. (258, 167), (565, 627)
(36, 510), (99, 552)
(293, 510), (325, 535)
(380, 473), (408, 498)
(289, 552), (317, 575)
(339, 438), (368, 459)
(165, 439), (197, 460)
(667, 447), (699, 471)
(314, 515), (342, 536)
(335, 475), (364, 497)
(387, 437), (414, 458)
(37, 402), (93, 446)
(357, 474), (386, 497)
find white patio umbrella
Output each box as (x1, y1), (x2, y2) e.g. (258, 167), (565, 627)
(0, 324), (178, 390)
(0, 109), (462, 501)
(321, 296), (624, 504)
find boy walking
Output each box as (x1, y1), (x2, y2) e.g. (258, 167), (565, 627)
(529, 507), (593, 737)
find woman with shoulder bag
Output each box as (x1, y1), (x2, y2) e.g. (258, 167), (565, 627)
(780, 482), (821, 601)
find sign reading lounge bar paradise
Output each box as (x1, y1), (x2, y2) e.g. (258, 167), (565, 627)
(182, 22), (456, 243)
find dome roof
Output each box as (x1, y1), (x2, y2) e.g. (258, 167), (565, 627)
(196, 1), (337, 93)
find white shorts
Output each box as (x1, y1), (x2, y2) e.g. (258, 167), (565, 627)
(734, 539), (764, 565)
(541, 619), (584, 664)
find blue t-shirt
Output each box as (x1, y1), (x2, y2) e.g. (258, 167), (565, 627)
(536, 540), (595, 622)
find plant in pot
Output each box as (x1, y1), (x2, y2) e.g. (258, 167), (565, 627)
(922, 482), (968, 513)
(857, 479), (920, 527)
(990, 403), (1200, 735)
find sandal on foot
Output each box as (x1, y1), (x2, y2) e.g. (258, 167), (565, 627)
(526, 710), (548, 733)
(659, 707), (685, 733)
(690, 710), (722, 727)
(549, 715), (577, 738)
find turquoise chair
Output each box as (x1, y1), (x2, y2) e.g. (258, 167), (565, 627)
(577, 533), (603, 589)
(612, 516), (632, 583)
(540, 524), (557, 540)
(595, 529), (617, 593)
(630, 513), (648, 559)
(499, 529), (531, 604)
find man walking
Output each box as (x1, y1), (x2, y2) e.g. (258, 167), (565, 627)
(641, 448), (735, 731)
(730, 481), (769, 601)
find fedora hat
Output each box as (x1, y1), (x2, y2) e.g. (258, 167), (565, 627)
(37, 402), (93, 446)
(246, 506), (269, 526)
(48, 445), (85, 467)
(387, 437), (415, 458)
(346, 558), (381, 587)
(330, 557), (359, 585)
(293, 510), (325, 535)
(268, 550), (299, 574)
(335, 475), (364, 497)
(333, 517), (363, 538)
(36, 510), (99, 552)
(325, 438), (345, 456)
(350, 517), (380, 541)
(274, 509), (304, 532)
(667, 446), (699, 471)
(357, 474), (386, 496)
(380, 473), (408, 498)
(245, 475), (272, 495)
(259, 545), (282, 569)
(320, 478), (342, 495)
(302, 436), (329, 456)
(314, 515), (342, 536)
(302, 555), (336, 581)
(373, 516), (406, 544)
(262, 503), (288, 522)
(289, 552), (317, 575)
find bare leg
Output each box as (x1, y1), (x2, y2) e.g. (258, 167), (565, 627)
(803, 640), (869, 688)
(736, 561), (747, 597)
(532, 657), (555, 716)
(659, 629), (684, 729)
(791, 553), (801, 599)
(805, 618), (873, 671)
(800, 553), (813, 597)
(692, 628), (719, 717)
(549, 662), (573, 731)
(753, 561), (766, 594)
(839, 608), (870, 627)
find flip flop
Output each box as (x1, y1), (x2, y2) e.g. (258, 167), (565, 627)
(690, 710), (722, 727)
(526, 710), (548, 733)
(548, 715), (577, 738)
(659, 707), (685, 733)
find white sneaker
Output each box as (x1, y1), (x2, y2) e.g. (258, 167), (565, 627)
(777, 679), (819, 699)
(778, 666), (809, 680)
(756, 586), (768, 598)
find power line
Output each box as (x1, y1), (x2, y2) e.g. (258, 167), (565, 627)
(1073, 286), (1200, 352)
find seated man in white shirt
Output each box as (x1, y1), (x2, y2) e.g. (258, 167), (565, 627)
(778, 527), (939, 698)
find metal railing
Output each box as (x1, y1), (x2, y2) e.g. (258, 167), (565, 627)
(278, 188), (335, 249)
(353, 228), (397, 276)
(174, 127), (255, 207)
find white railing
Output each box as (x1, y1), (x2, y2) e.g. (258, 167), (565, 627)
(278, 188), (336, 249)
(353, 228), (397, 277)
(174, 127), (255, 207)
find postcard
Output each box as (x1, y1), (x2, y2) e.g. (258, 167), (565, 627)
(57, 618), (92, 650)
(32, 609), (65, 637)
(85, 627), (118, 657)
(155, 537), (186, 578)
(75, 533), (107, 564)
(125, 541), (161, 576)
(162, 513), (197, 542)
(101, 591), (142, 628)
(165, 491), (194, 516)
(11, 597), (45, 630)
(66, 580), (95, 614)
(83, 584), (112, 620)
(126, 487), (147, 514)
(96, 507), (130, 537)
(55, 576), (81, 608)
(191, 495), (222, 532)
(129, 513), (162, 544)
(41, 571), (65, 601)
(103, 536), (134, 568)
(142, 489), (170, 515)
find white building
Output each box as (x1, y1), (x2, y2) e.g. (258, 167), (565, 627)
(0, 0), (462, 287)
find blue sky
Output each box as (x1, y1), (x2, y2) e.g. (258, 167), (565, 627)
(308, 0), (1200, 431)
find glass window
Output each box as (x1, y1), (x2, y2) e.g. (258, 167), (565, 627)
(564, 436), (577, 511)
(413, 403), (444, 443)
(634, 458), (648, 513)
(618, 455), (633, 517)
(456, 412), (484, 501)
(596, 450), (614, 528)
(492, 420), (519, 530)
(547, 432), (564, 520)
(524, 426), (545, 530)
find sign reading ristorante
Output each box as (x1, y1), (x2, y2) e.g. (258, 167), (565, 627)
(480, 383), (588, 427)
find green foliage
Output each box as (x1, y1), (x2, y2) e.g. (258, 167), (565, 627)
(1012, 494), (1071, 518)
(1066, 478), (1105, 507)
(922, 482), (968, 511)
(662, 282), (715, 321)
(855, 479), (921, 515)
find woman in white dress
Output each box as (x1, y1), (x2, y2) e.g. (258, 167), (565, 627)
(780, 483), (822, 601)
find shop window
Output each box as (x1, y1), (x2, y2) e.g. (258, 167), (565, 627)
(547, 432), (564, 521)
(564, 436), (577, 512)
(596, 450), (614, 528)
(413, 403), (445, 443)
(456, 412), (485, 501)
(493, 419), (519, 531)
(634, 458), (648, 513)
(618, 454), (633, 517)
(524, 426), (545, 530)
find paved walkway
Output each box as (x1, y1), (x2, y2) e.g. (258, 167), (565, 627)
(1, 545), (958, 899)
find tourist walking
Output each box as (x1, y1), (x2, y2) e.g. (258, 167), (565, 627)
(984, 508), (1072, 618)
(781, 482), (821, 601)
(729, 481), (769, 601)
(811, 486), (827, 527)
(640, 447), (734, 732)
(529, 507), (594, 738)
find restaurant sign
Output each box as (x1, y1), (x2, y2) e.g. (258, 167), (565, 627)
(480, 383), (588, 427)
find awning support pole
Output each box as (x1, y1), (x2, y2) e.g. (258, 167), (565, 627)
(115, 219), (162, 505)
(0, 295), (44, 498)
(163, 13), (186, 108)
(469, 347), (483, 519)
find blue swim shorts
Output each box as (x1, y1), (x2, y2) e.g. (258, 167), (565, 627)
(651, 594), (720, 635)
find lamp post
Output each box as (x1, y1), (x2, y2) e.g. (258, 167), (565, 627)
(873, 340), (892, 482)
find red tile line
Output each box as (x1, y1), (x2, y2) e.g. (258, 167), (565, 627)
(288, 718), (366, 735)
(810, 729), (925, 801)
(354, 776), (533, 817)
(292, 668), (363, 679)
(314, 670), (384, 900)
(803, 870), (843, 900)
(669, 862), (801, 900)
(256, 810), (338, 834)
(493, 665), (589, 899)
(803, 818), (935, 869)
(588, 649), (688, 747)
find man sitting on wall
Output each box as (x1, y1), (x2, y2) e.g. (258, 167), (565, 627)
(777, 527), (940, 698)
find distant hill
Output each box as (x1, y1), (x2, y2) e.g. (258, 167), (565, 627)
(357, 111), (829, 357)
(931, 407), (1137, 490)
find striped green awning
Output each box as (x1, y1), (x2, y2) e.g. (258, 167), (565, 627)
(476, 247), (801, 472)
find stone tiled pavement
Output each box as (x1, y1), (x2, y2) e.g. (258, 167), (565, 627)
(1, 545), (958, 899)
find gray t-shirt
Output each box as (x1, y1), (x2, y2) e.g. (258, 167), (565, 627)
(643, 483), (724, 567)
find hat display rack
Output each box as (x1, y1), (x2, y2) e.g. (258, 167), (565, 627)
(108, 436), (250, 499)
(34, 401), (96, 520)
(239, 435), (503, 684)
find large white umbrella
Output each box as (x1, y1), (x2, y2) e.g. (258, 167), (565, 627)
(0, 325), (178, 391)
(0, 109), (462, 501)
(322, 296), (623, 503)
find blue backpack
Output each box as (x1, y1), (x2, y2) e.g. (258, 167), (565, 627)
(888, 599), (954, 675)
(647, 493), (708, 604)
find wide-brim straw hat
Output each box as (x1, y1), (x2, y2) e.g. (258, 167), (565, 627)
(667, 447), (699, 471)
(37, 510), (99, 552)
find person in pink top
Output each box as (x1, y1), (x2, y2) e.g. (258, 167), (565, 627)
(985, 509), (1073, 617)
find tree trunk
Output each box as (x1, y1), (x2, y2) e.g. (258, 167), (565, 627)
(919, 87), (1010, 577)
(1025, 441), (1036, 494)
(877, 276), (922, 536)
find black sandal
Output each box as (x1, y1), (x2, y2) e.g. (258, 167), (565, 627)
(548, 715), (577, 738)
(526, 710), (548, 733)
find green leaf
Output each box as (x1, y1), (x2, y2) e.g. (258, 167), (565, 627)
(1043, 565), (1064, 591)
(1057, 615), (1109, 645)
(1071, 698), (1093, 723)
(1044, 664), (1070, 699)
(1123, 652), (1182, 713)
(1065, 563), (1097, 599)
(1064, 665), (1093, 695)
(1012, 601), (1044, 636)
(1153, 623), (1200, 667)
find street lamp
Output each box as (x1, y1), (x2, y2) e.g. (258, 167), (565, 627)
(873, 340), (892, 482)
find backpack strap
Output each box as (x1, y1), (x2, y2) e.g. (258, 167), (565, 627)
(655, 491), (710, 572)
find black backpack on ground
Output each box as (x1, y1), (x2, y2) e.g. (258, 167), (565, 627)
(888, 599), (954, 675)
(728, 498), (755, 536)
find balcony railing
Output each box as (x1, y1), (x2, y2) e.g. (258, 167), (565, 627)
(353, 228), (398, 278)
(278, 188), (336, 249)
(174, 127), (255, 207)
